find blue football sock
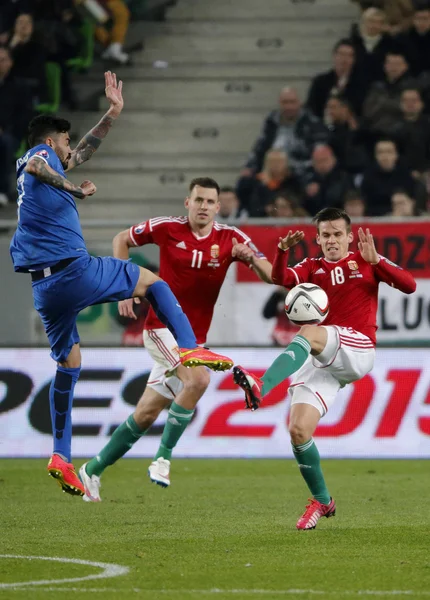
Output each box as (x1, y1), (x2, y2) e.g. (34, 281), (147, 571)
(49, 366), (80, 462)
(146, 280), (197, 349)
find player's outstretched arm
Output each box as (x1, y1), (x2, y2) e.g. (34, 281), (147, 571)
(66, 71), (124, 172)
(25, 157), (95, 199)
(358, 227), (416, 294)
(272, 230), (305, 286)
(231, 237), (273, 283)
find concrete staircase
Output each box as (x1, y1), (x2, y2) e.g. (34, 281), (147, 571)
(69, 0), (358, 233)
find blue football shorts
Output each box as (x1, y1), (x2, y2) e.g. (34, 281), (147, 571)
(32, 254), (140, 362)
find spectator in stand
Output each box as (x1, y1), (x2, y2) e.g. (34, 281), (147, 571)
(350, 8), (395, 83)
(303, 144), (352, 214)
(215, 186), (247, 223)
(262, 287), (299, 347)
(237, 149), (303, 217)
(7, 13), (47, 105)
(397, 5), (430, 76)
(343, 189), (367, 218)
(0, 47), (33, 205)
(362, 51), (416, 139)
(325, 95), (369, 175)
(307, 39), (367, 119)
(360, 138), (426, 215)
(33, 0), (82, 110)
(266, 193), (309, 218)
(393, 87), (430, 177)
(241, 87), (328, 181)
(351, 1), (414, 34)
(95, 0), (131, 65)
(389, 189), (422, 216)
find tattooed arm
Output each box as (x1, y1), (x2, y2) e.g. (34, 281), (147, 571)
(25, 157), (96, 199)
(67, 71), (124, 172)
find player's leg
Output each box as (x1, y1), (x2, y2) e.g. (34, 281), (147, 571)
(233, 325), (327, 408)
(152, 364), (209, 461)
(80, 386), (170, 501)
(81, 256), (232, 371)
(289, 389), (336, 530)
(39, 309), (84, 496)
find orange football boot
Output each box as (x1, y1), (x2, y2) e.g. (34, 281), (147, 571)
(179, 347), (233, 371)
(47, 454), (84, 496)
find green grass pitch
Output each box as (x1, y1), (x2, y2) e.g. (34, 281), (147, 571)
(0, 459), (429, 600)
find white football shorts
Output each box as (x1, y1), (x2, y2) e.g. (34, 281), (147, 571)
(288, 325), (375, 417)
(143, 328), (183, 400)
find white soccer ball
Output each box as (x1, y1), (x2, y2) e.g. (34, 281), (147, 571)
(284, 283), (329, 325)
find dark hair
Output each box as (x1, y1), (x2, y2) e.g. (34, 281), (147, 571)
(392, 188), (415, 200)
(189, 177), (220, 195)
(28, 115), (71, 148)
(312, 207), (352, 232)
(219, 185), (236, 194)
(333, 38), (355, 54)
(344, 189), (365, 204)
(385, 50), (409, 62)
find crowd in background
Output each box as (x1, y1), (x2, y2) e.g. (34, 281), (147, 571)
(227, 1), (430, 222)
(0, 0), (160, 205)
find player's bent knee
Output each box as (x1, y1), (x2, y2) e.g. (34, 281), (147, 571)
(180, 366), (210, 396)
(59, 343), (81, 369)
(133, 268), (161, 297)
(289, 421), (311, 445)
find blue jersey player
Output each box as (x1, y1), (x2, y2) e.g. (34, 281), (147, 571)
(9, 72), (233, 497)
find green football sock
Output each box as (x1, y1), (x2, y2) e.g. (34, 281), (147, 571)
(85, 415), (145, 477)
(292, 438), (331, 505)
(155, 401), (194, 461)
(261, 335), (311, 396)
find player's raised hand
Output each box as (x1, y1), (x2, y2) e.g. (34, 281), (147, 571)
(278, 230), (305, 250)
(358, 227), (379, 265)
(105, 71), (124, 118)
(232, 237), (255, 263)
(79, 180), (97, 197)
(118, 298), (141, 320)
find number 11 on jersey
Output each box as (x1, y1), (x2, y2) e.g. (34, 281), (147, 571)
(191, 249), (203, 269)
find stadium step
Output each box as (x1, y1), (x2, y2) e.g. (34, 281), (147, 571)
(137, 19), (353, 37)
(134, 33), (334, 65)
(167, 0), (358, 20)
(78, 62), (329, 80)
(70, 152), (245, 172)
(79, 199), (188, 222)
(69, 169), (237, 200)
(98, 79), (310, 111)
(72, 111), (263, 155)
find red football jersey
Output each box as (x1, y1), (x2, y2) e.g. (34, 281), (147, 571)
(272, 249), (416, 345)
(129, 216), (264, 343)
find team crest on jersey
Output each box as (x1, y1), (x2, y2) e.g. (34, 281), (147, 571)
(35, 149), (49, 159)
(348, 260), (359, 271)
(208, 244), (220, 268)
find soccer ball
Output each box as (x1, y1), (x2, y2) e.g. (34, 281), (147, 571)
(284, 283), (329, 325)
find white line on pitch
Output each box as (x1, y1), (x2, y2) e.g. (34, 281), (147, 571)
(1, 588), (429, 596)
(0, 555), (129, 589)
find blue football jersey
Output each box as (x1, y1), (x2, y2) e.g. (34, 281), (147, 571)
(9, 144), (88, 272)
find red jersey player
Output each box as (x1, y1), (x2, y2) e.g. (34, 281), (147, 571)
(233, 207), (416, 530)
(80, 177), (271, 501)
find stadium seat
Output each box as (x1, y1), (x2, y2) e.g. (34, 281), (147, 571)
(36, 62), (61, 114)
(66, 19), (94, 72)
